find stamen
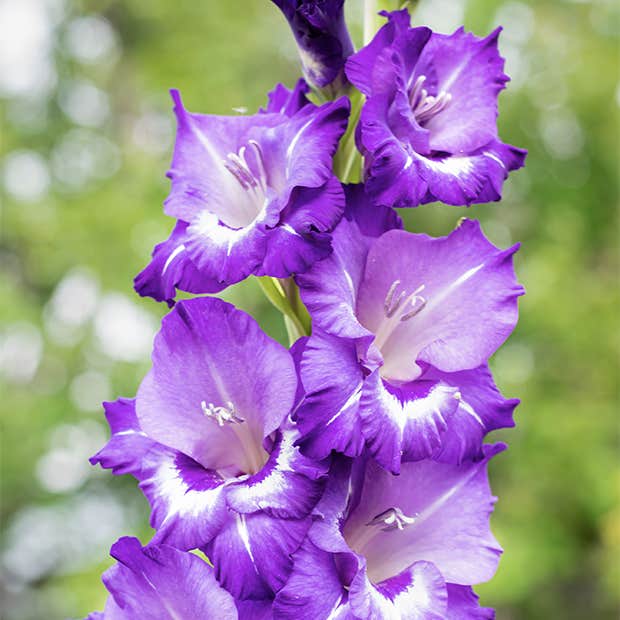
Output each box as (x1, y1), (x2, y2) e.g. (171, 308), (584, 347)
(224, 141), (268, 195)
(366, 507), (417, 532)
(400, 297), (427, 321)
(201, 400), (245, 426)
(248, 140), (267, 193)
(383, 282), (426, 321)
(384, 279), (406, 318)
(408, 75), (427, 109)
(409, 74), (452, 125)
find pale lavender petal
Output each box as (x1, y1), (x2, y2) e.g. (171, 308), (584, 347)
(356, 220), (523, 383)
(415, 28), (508, 153)
(100, 537), (237, 620)
(136, 297), (297, 476)
(343, 445), (505, 586)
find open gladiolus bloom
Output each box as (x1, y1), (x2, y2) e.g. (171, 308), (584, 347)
(87, 3), (526, 619)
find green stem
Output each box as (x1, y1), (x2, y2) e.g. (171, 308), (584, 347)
(333, 87), (364, 182)
(256, 276), (310, 345)
(364, 0), (378, 45)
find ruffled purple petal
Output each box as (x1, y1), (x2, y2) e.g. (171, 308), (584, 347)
(225, 424), (328, 519)
(261, 79), (311, 116)
(350, 11), (526, 208)
(139, 449), (228, 550)
(446, 584), (495, 619)
(297, 184), (401, 339)
(258, 176), (345, 277)
(415, 141), (526, 206)
(295, 330), (365, 460)
(272, 97), (350, 192)
(205, 511), (311, 600)
(356, 220), (523, 382)
(100, 537), (237, 620)
(164, 89), (282, 225)
(349, 559), (447, 620)
(274, 539), (354, 619)
(136, 297), (297, 476)
(422, 364), (518, 465)
(133, 221), (224, 303)
(143, 91), (349, 297)
(89, 398), (156, 476)
(359, 373), (460, 473)
(345, 10), (426, 96)
(342, 445), (505, 586)
(415, 28), (508, 154)
(90, 398), (229, 551)
(183, 201), (275, 286)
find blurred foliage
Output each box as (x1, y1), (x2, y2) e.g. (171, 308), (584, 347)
(0, 0), (618, 618)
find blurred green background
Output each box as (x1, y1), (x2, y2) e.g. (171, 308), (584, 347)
(1, 0), (618, 618)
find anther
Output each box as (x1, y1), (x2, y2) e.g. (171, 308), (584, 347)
(384, 279), (405, 318)
(409, 74), (452, 125)
(224, 141), (268, 194)
(400, 297), (427, 321)
(201, 400), (245, 426)
(366, 507), (417, 532)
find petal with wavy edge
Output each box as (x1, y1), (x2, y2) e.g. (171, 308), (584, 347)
(446, 584), (495, 619)
(295, 330), (365, 460)
(225, 424), (328, 519)
(356, 220), (523, 383)
(205, 511), (311, 600)
(349, 560), (447, 620)
(99, 537), (237, 620)
(342, 445), (505, 586)
(359, 373), (460, 473)
(297, 184), (401, 339)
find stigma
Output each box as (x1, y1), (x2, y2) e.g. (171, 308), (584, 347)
(366, 507), (417, 532)
(201, 400), (245, 426)
(409, 75), (452, 125)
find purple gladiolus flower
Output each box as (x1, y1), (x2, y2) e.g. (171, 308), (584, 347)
(91, 297), (327, 600)
(87, 537), (238, 619)
(295, 186), (522, 472)
(345, 10), (527, 207)
(275, 446), (503, 619)
(134, 81), (349, 304)
(270, 0), (354, 89)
